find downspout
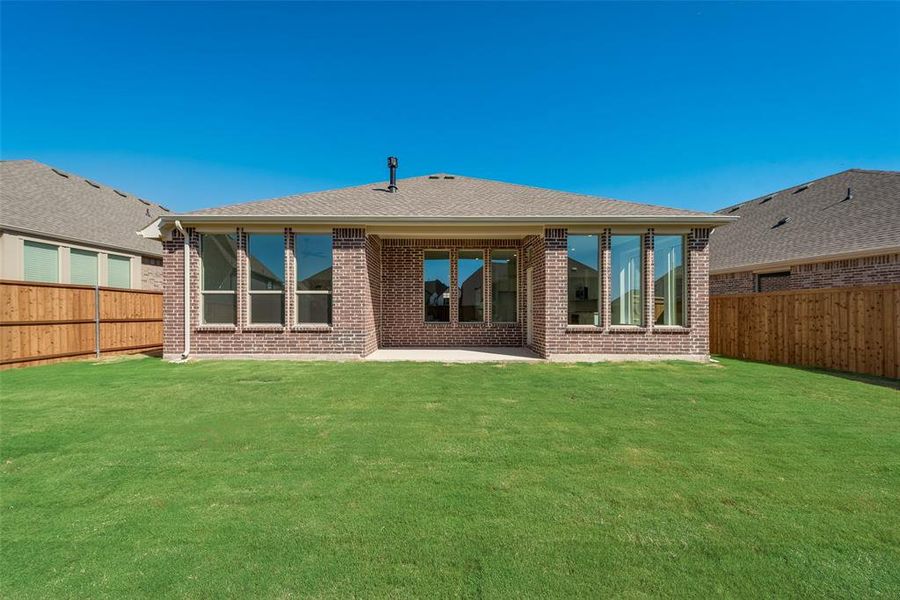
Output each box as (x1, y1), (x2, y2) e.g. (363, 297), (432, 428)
(173, 220), (191, 360)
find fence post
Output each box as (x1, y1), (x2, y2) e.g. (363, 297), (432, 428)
(95, 284), (101, 358)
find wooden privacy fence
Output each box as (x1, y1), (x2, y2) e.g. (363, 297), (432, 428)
(0, 280), (163, 368)
(710, 285), (899, 379)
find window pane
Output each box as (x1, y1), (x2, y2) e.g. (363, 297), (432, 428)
(654, 235), (684, 326)
(296, 234), (332, 292)
(298, 294), (331, 324)
(610, 235), (642, 326)
(424, 250), (450, 322)
(23, 241), (58, 283)
(568, 235), (599, 325)
(201, 233), (237, 291)
(251, 294), (284, 324)
(491, 249), (517, 322)
(70, 249), (98, 286)
(248, 234), (285, 291)
(203, 293), (236, 324)
(458, 250), (484, 322)
(108, 255), (131, 288)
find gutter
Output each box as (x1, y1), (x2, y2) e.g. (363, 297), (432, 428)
(172, 220), (191, 361)
(150, 213), (738, 233)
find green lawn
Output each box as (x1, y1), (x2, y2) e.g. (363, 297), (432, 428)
(1, 358), (898, 598)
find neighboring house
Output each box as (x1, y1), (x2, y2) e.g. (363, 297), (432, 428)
(710, 169), (900, 295)
(0, 160), (168, 289)
(140, 160), (734, 360)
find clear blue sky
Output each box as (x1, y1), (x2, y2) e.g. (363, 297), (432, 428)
(2, 1), (898, 213)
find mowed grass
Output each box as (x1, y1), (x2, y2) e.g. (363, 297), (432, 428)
(1, 358), (898, 598)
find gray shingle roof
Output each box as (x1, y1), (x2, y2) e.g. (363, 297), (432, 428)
(184, 174), (715, 220)
(0, 160), (166, 256)
(710, 169), (900, 273)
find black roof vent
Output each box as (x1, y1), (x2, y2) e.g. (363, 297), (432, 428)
(428, 175), (440, 179)
(114, 190), (127, 198)
(158, 205), (170, 212)
(759, 196), (773, 205)
(387, 156), (398, 193)
(772, 216), (791, 229)
(443, 175), (455, 179)
(85, 179), (100, 189)
(138, 198), (151, 206)
(51, 168), (69, 178)
(727, 205), (741, 214)
(792, 185), (809, 194)
(843, 187), (853, 202)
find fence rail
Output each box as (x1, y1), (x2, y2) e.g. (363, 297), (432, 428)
(0, 280), (162, 368)
(710, 284), (899, 379)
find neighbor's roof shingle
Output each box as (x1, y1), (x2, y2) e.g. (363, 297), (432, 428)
(184, 174), (714, 219)
(709, 169), (900, 272)
(0, 160), (166, 256)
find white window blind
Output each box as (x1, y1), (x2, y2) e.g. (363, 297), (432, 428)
(107, 255), (132, 288)
(23, 241), (59, 283)
(70, 249), (98, 286)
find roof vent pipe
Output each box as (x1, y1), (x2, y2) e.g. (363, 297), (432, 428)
(844, 187), (853, 202)
(387, 156), (398, 193)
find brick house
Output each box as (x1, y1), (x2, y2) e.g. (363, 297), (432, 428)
(141, 161), (734, 360)
(710, 169), (900, 295)
(0, 160), (168, 290)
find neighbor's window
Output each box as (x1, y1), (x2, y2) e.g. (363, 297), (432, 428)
(491, 249), (518, 322)
(654, 235), (685, 326)
(424, 250), (451, 322)
(248, 234), (285, 324)
(568, 235), (600, 325)
(610, 235), (642, 326)
(200, 233), (237, 324)
(70, 249), (98, 286)
(296, 234), (332, 324)
(458, 250), (484, 322)
(23, 241), (59, 283)
(107, 255), (132, 289)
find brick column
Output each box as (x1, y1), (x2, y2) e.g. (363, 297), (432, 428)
(688, 228), (711, 353)
(543, 228), (567, 355)
(236, 228), (247, 330)
(333, 227), (373, 356)
(285, 228), (295, 327)
(601, 228), (611, 331)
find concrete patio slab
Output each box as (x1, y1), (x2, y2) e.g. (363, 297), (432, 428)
(365, 347), (542, 362)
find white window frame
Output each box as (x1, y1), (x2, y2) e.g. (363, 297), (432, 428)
(200, 232), (237, 325)
(295, 233), (333, 325)
(490, 248), (519, 324)
(423, 249), (452, 323)
(566, 233), (602, 327)
(653, 234), (687, 327)
(247, 233), (286, 325)
(457, 249), (486, 323)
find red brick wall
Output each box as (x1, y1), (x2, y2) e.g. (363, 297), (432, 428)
(162, 227), (375, 358)
(380, 238), (523, 347)
(163, 226), (713, 358)
(541, 227), (711, 356)
(710, 253), (900, 295)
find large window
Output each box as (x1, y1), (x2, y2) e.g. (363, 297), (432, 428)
(458, 250), (484, 322)
(568, 235), (600, 325)
(107, 255), (132, 289)
(491, 249), (517, 323)
(424, 250), (451, 322)
(200, 233), (237, 324)
(296, 234), (332, 324)
(23, 241), (59, 283)
(654, 235), (685, 326)
(610, 235), (642, 326)
(70, 249), (98, 286)
(248, 234), (285, 324)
